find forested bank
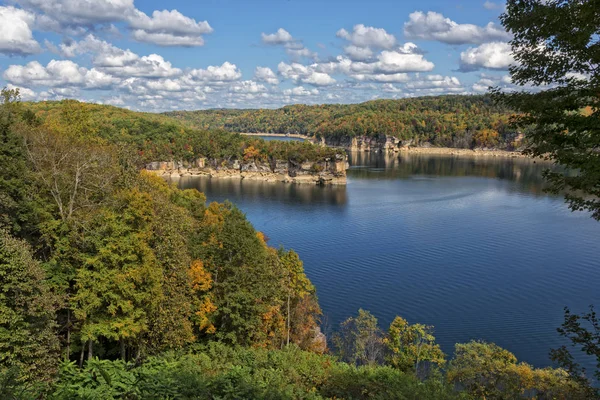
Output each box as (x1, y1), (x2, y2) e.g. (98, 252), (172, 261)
(1, 90), (598, 399)
(165, 95), (525, 150)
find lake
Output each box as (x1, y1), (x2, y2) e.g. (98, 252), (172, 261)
(175, 147), (600, 368)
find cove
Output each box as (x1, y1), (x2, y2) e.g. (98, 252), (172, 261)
(174, 150), (600, 368)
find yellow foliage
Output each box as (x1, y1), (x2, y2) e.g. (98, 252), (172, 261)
(189, 260), (212, 292)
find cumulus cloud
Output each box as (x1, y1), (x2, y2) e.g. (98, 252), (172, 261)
(460, 42), (514, 71)
(337, 24), (396, 49)
(5, 84), (36, 100)
(483, 1), (503, 10)
(278, 62), (336, 86)
(404, 11), (510, 44)
(3, 59), (118, 89)
(14, 0), (132, 27)
(128, 9), (213, 47)
(261, 28), (316, 60)
(405, 75), (463, 91)
(0, 6), (41, 55)
(283, 86), (319, 96)
(343, 45), (374, 61)
(53, 35), (182, 78)
(261, 28), (294, 45)
(188, 62), (242, 83)
(231, 80), (267, 93)
(254, 67), (280, 85)
(14, 0), (212, 46)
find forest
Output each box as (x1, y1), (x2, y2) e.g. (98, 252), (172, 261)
(165, 95), (525, 150)
(1, 89), (598, 399)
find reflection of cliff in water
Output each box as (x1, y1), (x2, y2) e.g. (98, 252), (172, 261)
(174, 176), (348, 208)
(347, 151), (555, 197)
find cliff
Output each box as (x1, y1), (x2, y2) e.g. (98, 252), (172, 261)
(320, 134), (525, 156)
(145, 155), (349, 185)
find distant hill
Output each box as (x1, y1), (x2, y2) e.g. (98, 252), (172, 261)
(164, 95), (523, 150)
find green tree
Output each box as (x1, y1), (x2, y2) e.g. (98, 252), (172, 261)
(333, 309), (385, 366)
(73, 188), (162, 362)
(447, 340), (587, 399)
(0, 229), (60, 393)
(385, 316), (445, 375)
(550, 306), (600, 398)
(496, 0), (600, 219)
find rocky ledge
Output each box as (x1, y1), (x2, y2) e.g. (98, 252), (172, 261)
(145, 156), (349, 185)
(319, 134), (524, 156)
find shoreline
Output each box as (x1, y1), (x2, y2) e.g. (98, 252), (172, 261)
(240, 133), (311, 140)
(394, 147), (528, 158)
(146, 168), (346, 185)
(238, 133), (529, 159)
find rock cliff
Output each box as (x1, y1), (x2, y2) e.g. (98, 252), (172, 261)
(145, 155), (348, 185)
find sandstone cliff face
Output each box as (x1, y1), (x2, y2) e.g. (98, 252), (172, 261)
(145, 155), (349, 185)
(320, 135), (410, 152)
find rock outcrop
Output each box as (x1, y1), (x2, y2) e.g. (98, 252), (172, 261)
(145, 155), (349, 185)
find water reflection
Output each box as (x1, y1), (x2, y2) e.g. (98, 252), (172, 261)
(348, 151), (554, 197)
(175, 176), (348, 208)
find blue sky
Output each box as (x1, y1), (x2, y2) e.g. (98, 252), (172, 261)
(0, 0), (517, 111)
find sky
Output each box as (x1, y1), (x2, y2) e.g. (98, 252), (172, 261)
(0, 0), (518, 112)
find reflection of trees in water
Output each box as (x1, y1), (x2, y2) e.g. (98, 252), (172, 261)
(347, 151), (556, 197)
(174, 176), (348, 207)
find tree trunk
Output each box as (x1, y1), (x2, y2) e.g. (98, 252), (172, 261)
(120, 338), (126, 361)
(66, 309), (71, 361)
(287, 292), (291, 346)
(87, 339), (93, 360)
(79, 342), (85, 368)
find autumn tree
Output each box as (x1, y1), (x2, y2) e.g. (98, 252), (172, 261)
(495, 0), (600, 219)
(385, 316), (445, 376)
(447, 341), (587, 399)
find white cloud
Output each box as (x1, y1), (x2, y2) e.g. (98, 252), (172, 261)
(376, 49), (435, 72)
(131, 30), (205, 46)
(261, 28), (315, 60)
(231, 80), (267, 93)
(405, 75), (463, 91)
(0, 6), (41, 55)
(3, 59), (118, 89)
(261, 28), (294, 45)
(283, 86), (319, 96)
(53, 35), (182, 78)
(128, 9), (212, 47)
(343, 45), (373, 61)
(336, 24), (396, 49)
(14, 1), (212, 46)
(278, 62), (336, 86)
(404, 11), (511, 44)
(14, 0), (133, 27)
(188, 62), (242, 83)
(254, 66), (280, 85)
(460, 42), (514, 71)
(5, 84), (36, 100)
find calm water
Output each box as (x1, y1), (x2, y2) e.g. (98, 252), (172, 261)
(176, 149), (600, 368)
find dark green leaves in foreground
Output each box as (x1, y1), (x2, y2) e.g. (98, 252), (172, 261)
(495, 0), (600, 219)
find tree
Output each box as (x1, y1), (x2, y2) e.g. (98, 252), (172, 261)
(0, 229), (60, 392)
(495, 0), (600, 219)
(385, 316), (445, 376)
(333, 309), (385, 366)
(447, 341), (587, 399)
(0, 88), (38, 238)
(550, 306), (600, 398)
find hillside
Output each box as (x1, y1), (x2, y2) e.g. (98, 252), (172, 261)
(165, 95), (523, 150)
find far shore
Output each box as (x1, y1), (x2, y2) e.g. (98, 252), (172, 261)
(238, 133), (534, 159)
(240, 133), (311, 140)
